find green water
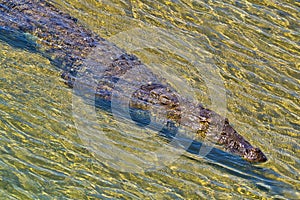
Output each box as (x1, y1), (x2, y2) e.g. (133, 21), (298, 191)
(0, 0), (299, 199)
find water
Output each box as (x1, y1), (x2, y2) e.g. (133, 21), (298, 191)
(0, 0), (299, 199)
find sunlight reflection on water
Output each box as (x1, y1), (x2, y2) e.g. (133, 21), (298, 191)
(0, 0), (299, 199)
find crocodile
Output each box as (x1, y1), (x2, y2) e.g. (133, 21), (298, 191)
(0, 0), (267, 163)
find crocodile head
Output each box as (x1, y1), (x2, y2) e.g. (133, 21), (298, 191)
(243, 147), (267, 163)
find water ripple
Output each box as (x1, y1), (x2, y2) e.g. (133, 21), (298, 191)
(0, 0), (299, 199)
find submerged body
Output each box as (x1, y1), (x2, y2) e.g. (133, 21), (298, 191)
(0, 0), (267, 162)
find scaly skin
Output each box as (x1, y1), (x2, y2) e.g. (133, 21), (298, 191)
(0, 0), (267, 162)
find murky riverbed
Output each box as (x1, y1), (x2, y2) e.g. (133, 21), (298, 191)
(0, 0), (299, 199)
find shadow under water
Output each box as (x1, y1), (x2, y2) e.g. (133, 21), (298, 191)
(0, 26), (39, 53)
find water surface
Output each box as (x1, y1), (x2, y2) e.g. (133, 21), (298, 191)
(0, 0), (299, 199)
